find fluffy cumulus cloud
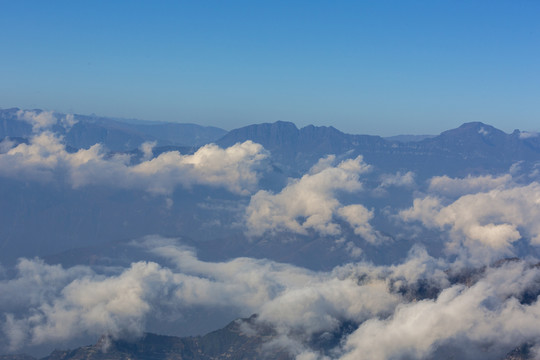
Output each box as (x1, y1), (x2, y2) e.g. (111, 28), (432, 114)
(0, 132), (268, 195)
(401, 173), (540, 263)
(337, 205), (377, 243)
(0, 258), (176, 350)
(245, 155), (379, 241)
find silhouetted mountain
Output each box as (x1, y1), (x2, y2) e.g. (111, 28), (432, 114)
(420, 122), (540, 161)
(217, 121), (387, 175)
(218, 121), (540, 177)
(66, 115), (226, 150)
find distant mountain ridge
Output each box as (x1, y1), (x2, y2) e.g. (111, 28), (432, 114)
(0, 108), (227, 151)
(4, 108), (540, 175)
(216, 121), (388, 174)
(216, 120), (540, 177)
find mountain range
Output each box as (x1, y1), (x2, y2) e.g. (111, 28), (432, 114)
(3, 108), (540, 177)
(3, 108), (540, 359)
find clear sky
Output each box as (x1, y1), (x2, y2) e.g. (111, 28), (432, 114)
(1, 0), (539, 136)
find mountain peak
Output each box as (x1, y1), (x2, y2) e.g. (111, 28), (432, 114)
(439, 122), (507, 139)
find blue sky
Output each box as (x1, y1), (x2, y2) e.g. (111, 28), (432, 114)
(1, 0), (539, 136)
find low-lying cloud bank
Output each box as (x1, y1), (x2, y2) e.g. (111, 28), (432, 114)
(2, 237), (540, 359)
(0, 131), (268, 195)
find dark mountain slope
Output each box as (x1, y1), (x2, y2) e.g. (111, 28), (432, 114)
(217, 121), (387, 174)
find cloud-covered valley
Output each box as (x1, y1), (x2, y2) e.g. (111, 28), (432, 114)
(4, 112), (540, 359)
(2, 238), (540, 359)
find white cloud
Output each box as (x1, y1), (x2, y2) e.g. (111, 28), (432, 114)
(339, 261), (540, 360)
(1, 260), (178, 350)
(0, 132), (66, 182)
(257, 277), (397, 335)
(17, 110), (57, 132)
(337, 205), (377, 244)
(139, 141), (156, 161)
(4, 238), (540, 359)
(16, 110), (76, 132)
(61, 113), (77, 129)
(379, 171), (415, 189)
(0, 237), (400, 352)
(519, 131), (539, 139)
(478, 127), (489, 136)
(245, 155), (376, 238)
(401, 175), (540, 263)
(428, 174), (512, 198)
(0, 133), (269, 195)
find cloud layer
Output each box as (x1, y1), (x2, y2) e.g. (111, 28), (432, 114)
(3, 238), (540, 359)
(0, 236), (400, 352)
